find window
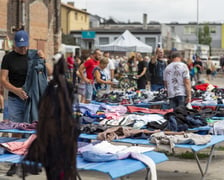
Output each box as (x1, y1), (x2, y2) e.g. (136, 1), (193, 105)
(75, 12), (78, 20)
(171, 26), (175, 33)
(99, 37), (109, 45)
(184, 26), (196, 34)
(90, 22), (93, 28)
(76, 37), (81, 45)
(145, 37), (156, 49)
(210, 27), (216, 33)
(114, 37), (118, 40)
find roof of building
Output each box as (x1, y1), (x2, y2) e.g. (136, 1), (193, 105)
(167, 22), (222, 25)
(70, 27), (161, 34)
(61, 2), (90, 15)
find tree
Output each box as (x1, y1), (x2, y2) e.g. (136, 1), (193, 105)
(198, 24), (212, 55)
(62, 33), (76, 45)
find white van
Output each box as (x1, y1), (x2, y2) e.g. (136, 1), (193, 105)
(200, 55), (221, 71)
(200, 55), (208, 70)
(60, 44), (81, 58)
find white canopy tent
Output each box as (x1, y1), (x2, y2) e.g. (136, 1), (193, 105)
(96, 30), (153, 53)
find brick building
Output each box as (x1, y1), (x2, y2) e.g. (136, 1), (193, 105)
(0, 0), (61, 60)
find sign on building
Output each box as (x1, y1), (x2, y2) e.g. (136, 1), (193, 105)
(82, 31), (96, 39)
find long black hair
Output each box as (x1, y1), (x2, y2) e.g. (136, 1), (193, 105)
(22, 53), (80, 180)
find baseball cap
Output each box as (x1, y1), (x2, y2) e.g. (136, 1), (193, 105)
(14, 30), (29, 47)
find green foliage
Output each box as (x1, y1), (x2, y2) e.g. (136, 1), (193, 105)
(198, 24), (212, 46)
(215, 146), (224, 151)
(175, 151), (209, 159)
(62, 33), (76, 45)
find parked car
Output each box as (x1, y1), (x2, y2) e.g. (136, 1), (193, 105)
(200, 56), (221, 72)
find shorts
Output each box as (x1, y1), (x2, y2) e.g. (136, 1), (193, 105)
(85, 83), (93, 101)
(206, 69), (212, 75)
(78, 82), (86, 96)
(8, 96), (26, 123)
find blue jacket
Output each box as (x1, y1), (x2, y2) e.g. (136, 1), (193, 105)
(23, 49), (48, 123)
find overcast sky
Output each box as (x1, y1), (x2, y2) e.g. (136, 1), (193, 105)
(62, 0), (223, 23)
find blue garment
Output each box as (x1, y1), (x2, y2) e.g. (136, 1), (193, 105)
(82, 151), (119, 162)
(169, 96), (186, 109)
(22, 49), (48, 123)
(3, 100), (9, 120)
(148, 60), (166, 85)
(8, 96), (25, 122)
(85, 83), (93, 101)
(151, 84), (164, 91)
(93, 66), (107, 99)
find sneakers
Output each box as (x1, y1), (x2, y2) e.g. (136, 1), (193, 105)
(112, 78), (119, 84)
(6, 164), (17, 176)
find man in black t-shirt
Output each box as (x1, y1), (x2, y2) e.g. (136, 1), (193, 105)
(1, 30), (52, 123)
(136, 53), (147, 89)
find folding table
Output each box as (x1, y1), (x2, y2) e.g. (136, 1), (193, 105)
(0, 131), (168, 180)
(79, 133), (224, 180)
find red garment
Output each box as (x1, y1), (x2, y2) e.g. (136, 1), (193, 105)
(0, 134), (37, 155)
(194, 83), (218, 91)
(67, 56), (74, 69)
(192, 105), (216, 111)
(84, 58), (100, 82)
(187, 63), (193, 70)
(127, 106), (173, 115)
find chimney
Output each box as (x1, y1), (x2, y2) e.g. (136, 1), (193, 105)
(67, 1), (75, 7)
(143, 13), (148, 29)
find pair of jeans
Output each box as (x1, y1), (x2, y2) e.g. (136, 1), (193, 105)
(8, 96), (25, 122)
(85, 83), (93, 101)
(151, 84), (164, 91)
(169, 96), (186, 109)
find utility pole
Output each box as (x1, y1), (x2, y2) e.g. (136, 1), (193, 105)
(196, 0), (199, 44)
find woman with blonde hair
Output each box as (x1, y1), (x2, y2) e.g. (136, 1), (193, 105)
(93, 57), (113, 99)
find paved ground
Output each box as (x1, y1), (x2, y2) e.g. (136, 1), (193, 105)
(0, 72), (224, 180)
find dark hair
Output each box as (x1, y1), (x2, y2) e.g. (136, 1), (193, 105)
(22, 54), (80, 180)
(170, 51), (182, 59)
(93, 49), (100, 54)
(80, 54), (89, 62)
(103, 51), (109, 55)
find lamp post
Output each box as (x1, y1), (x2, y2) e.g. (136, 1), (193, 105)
(196, 0), (199, 44)
(196, 0), (201, 56)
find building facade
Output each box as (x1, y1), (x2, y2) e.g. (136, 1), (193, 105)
(0, 0), (61, 60)
(0, 0), (9, 51)
(70, 23), (163, 53)
(61, 2), (89, 34)
(168, 22), (224, 56)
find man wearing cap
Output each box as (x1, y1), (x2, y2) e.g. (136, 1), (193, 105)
(163, 51), (191, 109)
(0, 30), (52, 124)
